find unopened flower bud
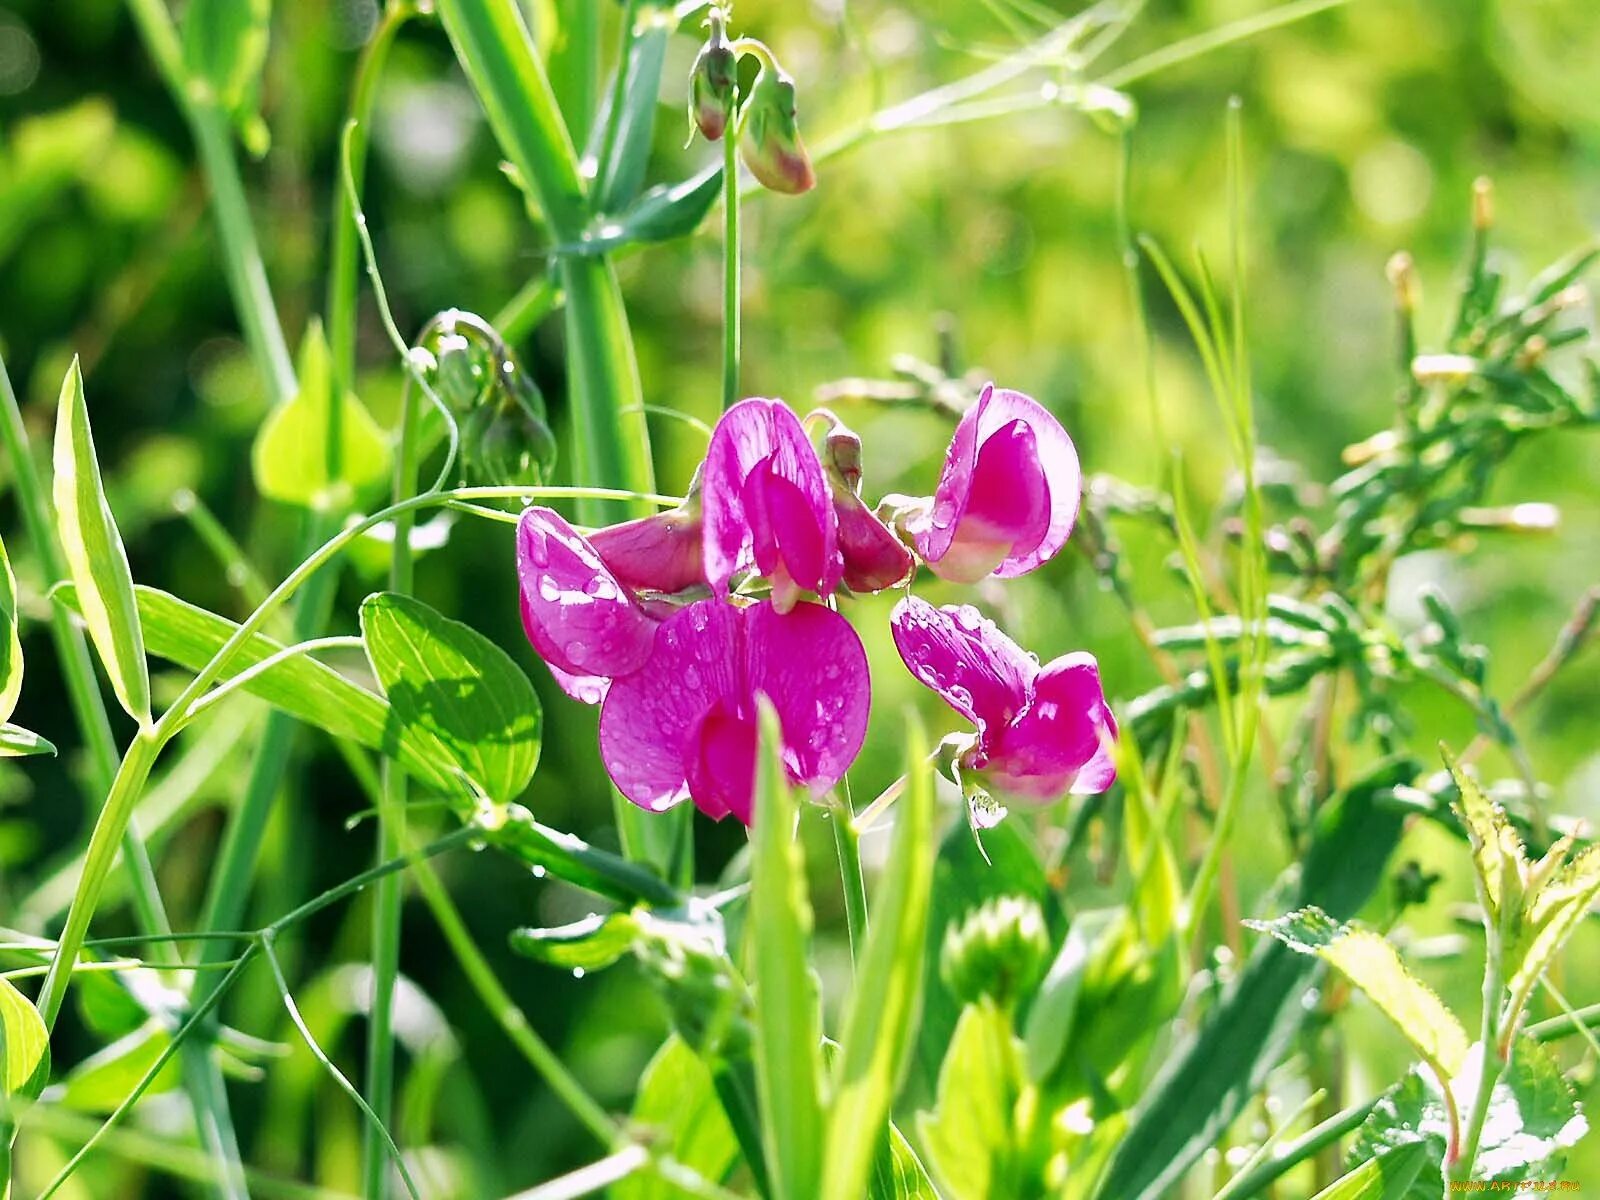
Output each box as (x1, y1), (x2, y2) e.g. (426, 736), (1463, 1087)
(739, 61), (815, 195)
(1473, 176), (1494, 232)
(689, 12), (738, 142)
(940, 895), (1051, 1010)
(465, 391), (557, 487)
(1385, 251), (1418, 316)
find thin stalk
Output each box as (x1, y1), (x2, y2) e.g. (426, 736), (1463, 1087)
(722, 123), (741, 410)
(830, 784), (868, 968)
(1450, 955), (1506, 1180)
(410, 852), (621, 1147)
(1528, 1000), (1600, 1044)
(434, 0), (686, 882)
(361, 376), (423, 1198)
(328, 1), (415, 396)
(122, 0), (295, 402)
(0, 353), (175, 951)
(1213, 1095), (1379, 1199)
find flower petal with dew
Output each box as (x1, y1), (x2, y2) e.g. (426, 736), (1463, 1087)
(908, 384), (1081, 583)
(599, 598), (869, 824)
(517, 506), (659, 705)
(589, 502), (706, 595)
(891, 595), (1115, 803)
(703, 398), (841, 610)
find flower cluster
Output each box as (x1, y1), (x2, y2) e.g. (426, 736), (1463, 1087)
(516, 385), (1117, 826)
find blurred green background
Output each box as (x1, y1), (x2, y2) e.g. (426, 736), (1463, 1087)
(0, 0), (1597, 1194)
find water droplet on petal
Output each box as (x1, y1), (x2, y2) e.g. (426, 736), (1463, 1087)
(572, 967), (586, 980)
(539, 578), (561, 602)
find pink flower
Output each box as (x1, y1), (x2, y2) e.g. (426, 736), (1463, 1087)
(588, 503), (706, 595)
(517, 506), (660, 705)
(703, 398), (842, 611)
(907, 385), (1081, 584)
(600, 598), (870, 824)
(891, 595), (1116, 803)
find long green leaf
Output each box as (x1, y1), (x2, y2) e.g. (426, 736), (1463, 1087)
(180, 0), (271, 150)
(54, 582), (457, 791)
(0, 532), (22, 723)
(825, 717), (936, 1199)
(52, 358), (150, 725)
(749, 698), (825, 1200)
(1250, 908), (1470, 1077)
(0, 724), (56, 758)
(592, 4), (675, 214)
(1095, 757), (1417, 1200)
(1310, 1142), (1430, 1200)
(0, 977), (48, 1097)
(917, 999), (1026, 1200)
(359, 591), (542, 801)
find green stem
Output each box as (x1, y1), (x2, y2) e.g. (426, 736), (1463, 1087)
(435, 0), (687, 883)
(830, 787), (867, 968)
(327, 1), (414, 396)
(36, 729), (162, 1028)
(1450, 957), (1507, 1181)
(410, 853), (621, 1147)
(1527, 1000), (1600, 1043)
(1212, 1095), (1380, 1199)
(0, 354), (175, 952)
(362, 375), (423, 1197)
(722, 122), (741, 410)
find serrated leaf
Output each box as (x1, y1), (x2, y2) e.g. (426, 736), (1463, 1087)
(1443, 747), (1524, 925)
(0, 976), (48, 1097)
(613, 1035), (738, 1200)
(360, 592), (542, 801)
(917, 999), (1028, 1200)
(748, 698), (825, 1200)
(1249, 907), (1469, 1076)
(1311, 1142), (1431, 1200)
(0, 532), (23, 723)
(55, 583), (459, 793)
(1506, 844), (1600, 1029)
(0, 724), (55, 758)
(1353, 1040), (1587, 1185)
(825, 716), (935, 1200)
(181, 0), (270, 120)
(509, 911), (639, 972)
(52, 357), (150, 724)
(252, 321), (390, 508)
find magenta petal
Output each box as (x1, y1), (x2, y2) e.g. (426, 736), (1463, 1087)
(598, 600), (741, 815)
(835, 489), (913, 592)
(914, 385), (1082, 581)
(742, 601), (869, 792)
(517, 508), (658, 683)
(981, 652), (1118, 802)
(702, 398), (840, 597)
(519, 592), (611, 706)
(890, 596), (1034, 738)
(684, 700), (759, 824)
(588, 506), (705, 594)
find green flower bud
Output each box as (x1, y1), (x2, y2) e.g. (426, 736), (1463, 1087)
(689, 12), (738, 142)
(940, 895), (1051, 1011)
(739, 60), (815, 195)
(464, 391), (557, 488)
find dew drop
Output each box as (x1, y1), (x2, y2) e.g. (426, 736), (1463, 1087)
(531, 865), (547, 878)
(538, 578), (561, 602)
(684, 666), (702, 688)
(572, 967), (586, 980)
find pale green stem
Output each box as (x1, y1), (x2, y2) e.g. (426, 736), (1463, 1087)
(362, 375), (422, 1198)
(830, 784), (868, 968)
(722, 119), (740, 410)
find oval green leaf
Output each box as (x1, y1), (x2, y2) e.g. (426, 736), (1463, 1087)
(0, 975), (49, 1098)
(52, 357), (150, 725)
(0, 530), (22, 722)
(359, 591), (542, 801)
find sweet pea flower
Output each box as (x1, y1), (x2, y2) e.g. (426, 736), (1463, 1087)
(891, 595), (1116, 803)
(907, 384), (1081, 584)
(820, 415), (914, 593)
(600, 598), (869, 824)
(517, 506), (661, 705)
(703, 398), (842, 611)
(588, 502), (706, 596)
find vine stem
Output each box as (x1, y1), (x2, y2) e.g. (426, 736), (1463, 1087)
(361, 375), (423, 1197)
(722, 118), (741, 410)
